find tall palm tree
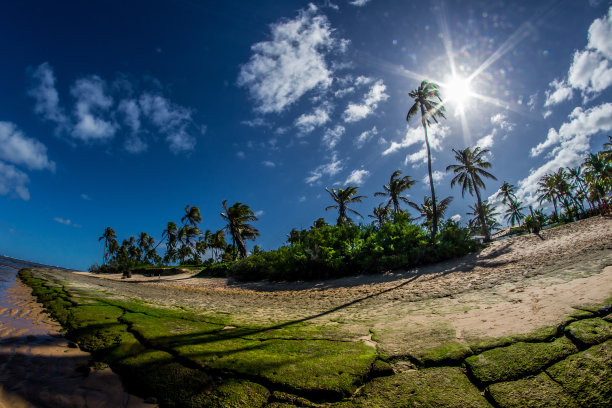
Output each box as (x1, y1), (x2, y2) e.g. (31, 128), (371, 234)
(446, 146), (497, 241)
(182, 205), (202, 227)
(220, 200), (260, 259)
(537, 174), (559, 219)
(325, 186), (367, 226)
(467, 201), (501, 235)
(407, 80), (446, 238)
(567, 166), (593, 212)
(496, 181), (517, 206)
(407, 196), (453, 232)
(374, 170), (416, 214)
(369, 204), (390, 225)
(504, 200), (525, 227)
(98, 227), (118, 264)
(137, 232), (153, 264)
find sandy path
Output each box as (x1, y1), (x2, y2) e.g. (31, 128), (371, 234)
(0, 278), (152, 408)
(43, 216), (612, 357)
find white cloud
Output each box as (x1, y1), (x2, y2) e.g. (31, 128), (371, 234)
(237, 4), (342, 114)
(451, 214), (461, 223)
(118, 99), (141, 134)
(588, 6), (612, 60)
(544, 79), (573, 107)
(70, 76), (117, 141)
(139, 93), (195, 153)
(476, 133), (495, 149)
(81, 193), (91, 200)
(53, 217), (71, 225)
(242, 118), (269, 127)
(295, 105), (331, 134)
(262, 160), (276, 167)
(28, 62), (68, 126)
(305, 152), (343, 184)
(322, 125), (345, 149)
(422, 170), (446, 185)
(519, 102), (612, 206)
(344, 169), (370, 185)
(355, 126), (378, 148)
(343, 80), (389, 122)
(543, 110), (552, 119)
(236, 151), (246, 159)
(383, 123), (450, 167)
(0, 161), (30, 200)
(490, 113), (514, 131)
(0, 122), (55, 172)
(298, 195), (306, 202)
(349, 0), (371, 6)
(254, 210), (265, 217)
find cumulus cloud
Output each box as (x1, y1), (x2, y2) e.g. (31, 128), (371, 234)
(349, 0), (371, 6)
(0, 162), (30, 200)
(422, 170), (446, 185)
(322, 125), (345, 149)
(344, 169), (370, 185)
(305, 152), (343, 184)
(28, 62), (68, 126)
(343, 80), (389, 122)
(383, 123), (450, 166)
(237, 4), (342, 114)
(355, 126), (378, 148)
(28, 63), (201, 154)
(473, 113), (515, 150)
(476, 133), (495, 149)
(295, 105), (331, 134)
(544, 79), (574, 107)
(451, 214), (461, 223)
(519, 102), (612, 206)
(139, 93), (195, 153)
(0, 122), (55, 172)
(70, 76), (117, 141)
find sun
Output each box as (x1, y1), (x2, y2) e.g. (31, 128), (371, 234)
(443, 76), (473, 112)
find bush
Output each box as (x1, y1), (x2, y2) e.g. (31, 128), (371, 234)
(227, 218), (479, 282)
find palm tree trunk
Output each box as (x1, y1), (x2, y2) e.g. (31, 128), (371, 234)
(473, 179), (490, 242)
(421, 114), (437, 240)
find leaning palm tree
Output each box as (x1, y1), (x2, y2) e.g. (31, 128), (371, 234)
(407, 80), (446, 238)
(220, 200), (260, 259)
(446, 146), (497, 241)
(504, 200), (525, 227)
(325, 186), (367, 226)
(182, 205), (202, 227)
(98, 227), (118, 264)
(407, 196), (453, 232)
(537, 174), (559, 219)
(467, 201), (501, 235)
(369, 204), (390, 225)
(374, 170), (416, 214)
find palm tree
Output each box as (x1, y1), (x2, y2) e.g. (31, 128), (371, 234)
(182, 205), (202, 227)
(602, 135), (612, 163)
(369, 204), (390, 225)
(325, 186), (367, 226)
(467, 201), (501, 235)
(504, 200), (525, 227)
(537, 174), (559, 219)
(446, 147), (497, 241)
(137, 232), (153, 264)
(374, 170), (416, 214)
(407, 196), (453, 232)
(98, 227), (118, 264)
(497, 181), (517, 206)
(407, 80), (446, 238)
(220, 200), (260, 259)
(567, 166), (593, 212)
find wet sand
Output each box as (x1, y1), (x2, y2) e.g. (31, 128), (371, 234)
(0, 258), (151, 408)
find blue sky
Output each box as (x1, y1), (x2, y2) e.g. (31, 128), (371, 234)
(1, 0), (612, 270)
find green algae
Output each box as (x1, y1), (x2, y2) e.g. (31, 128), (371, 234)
(487, 373), (580, 408)
(465, 336), (578, 385)
(564, 318), (612, 347)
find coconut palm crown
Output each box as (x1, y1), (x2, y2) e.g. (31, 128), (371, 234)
(325, 186), (367, 226)
(220, 200), (260, 259)
(374, 170), (416, 214)
(446, 146), (497, 241)
(407, 80), (446, 239)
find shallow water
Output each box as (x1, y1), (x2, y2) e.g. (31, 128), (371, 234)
(0, 256), (150, 408)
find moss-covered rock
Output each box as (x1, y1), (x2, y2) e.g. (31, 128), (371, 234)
(334, 366), (491, 408)
(468, 326), (558, 354)
(545, 340), (612, 407)
(487, 373), (580, 408)
(465, 337), (578, 385)
(564, 318), (612, 347)
(418, 341), (472, 366)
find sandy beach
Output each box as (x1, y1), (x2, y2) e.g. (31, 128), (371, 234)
(0, 259), (151, 408)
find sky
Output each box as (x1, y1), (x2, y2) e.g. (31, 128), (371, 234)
(1, 0), (612, 270)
